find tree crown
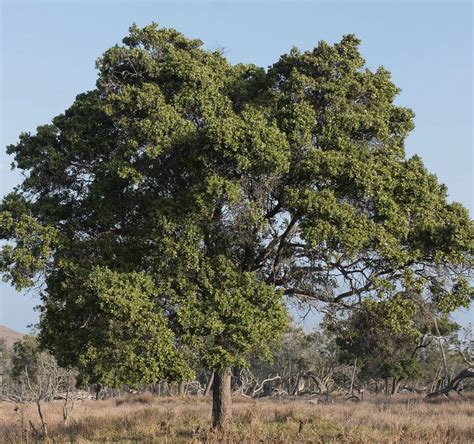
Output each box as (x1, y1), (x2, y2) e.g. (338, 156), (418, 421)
(1, 24), (472, 386)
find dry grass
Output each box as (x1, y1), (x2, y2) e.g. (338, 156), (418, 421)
(1, 393), (473, 443)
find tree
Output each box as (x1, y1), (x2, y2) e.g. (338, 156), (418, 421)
(3, 335), (78, 440)
(247, 324), (341, 396)
(333, 297), (460, 395)
(10, 335), (42, 384)
(1, 24), (472, 429)
(0, 339), (10, 387)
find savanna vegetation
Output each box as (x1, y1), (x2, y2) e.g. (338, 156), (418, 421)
(0, 325), (473, 442)
(1, 391), (473, 443)
(0, 23), (472, 441)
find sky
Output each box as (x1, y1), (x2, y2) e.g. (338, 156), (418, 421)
(0, 0), (472, 333)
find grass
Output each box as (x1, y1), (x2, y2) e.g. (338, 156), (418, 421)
(1, 392), (473, 443)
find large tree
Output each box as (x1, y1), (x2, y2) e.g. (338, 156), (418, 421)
(1, 24), (472, 429)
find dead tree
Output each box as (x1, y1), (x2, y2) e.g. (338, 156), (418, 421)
(426, 368), (474, 399)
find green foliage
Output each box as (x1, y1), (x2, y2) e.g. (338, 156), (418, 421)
(1, 23), (472, 389)
(0, 209), (60, 290)
(10, 335), (41, 383)
(332, 298), (459, 383)
(41, 266), (192, 387)
(177, 256), (286, 369)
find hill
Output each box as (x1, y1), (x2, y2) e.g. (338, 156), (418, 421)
(0, 325), (25, 349)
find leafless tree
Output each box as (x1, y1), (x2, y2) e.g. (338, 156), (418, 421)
(1, 349), (78, 439)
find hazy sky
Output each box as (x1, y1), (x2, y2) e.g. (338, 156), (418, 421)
(1, 1), (472, 333)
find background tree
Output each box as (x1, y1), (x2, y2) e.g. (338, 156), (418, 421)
(1, 24), (472, 429)
(10, 336), (42, 385)
(0, 339), (10, 388)
(333, 297), (459, 394)
(455, 325), (474, 369)
(247, 324), (341, 396)
(2, 335), (78, 440)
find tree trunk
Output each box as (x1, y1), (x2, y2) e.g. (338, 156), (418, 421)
(94, 384), (102, 401)
(391, 378), (402, 396)
(35, 400), (48, 440)
(212, 367), (232, 431)
(349, 359), (357, 396)
(204, 372), (214, 396)
(434, 318), (450, 385)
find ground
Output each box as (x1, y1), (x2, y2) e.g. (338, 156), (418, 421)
(1, 392), (473, 443)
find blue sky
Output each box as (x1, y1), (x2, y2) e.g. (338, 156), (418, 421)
(1, 1), (472, 333)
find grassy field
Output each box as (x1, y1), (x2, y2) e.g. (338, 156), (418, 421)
(1, 392), (473, 443)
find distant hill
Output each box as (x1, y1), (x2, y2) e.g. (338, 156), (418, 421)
(0, 325), (25, 349)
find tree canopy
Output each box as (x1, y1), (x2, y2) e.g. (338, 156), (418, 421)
(1, 24), (472, 414)
(332, 297), (460, 392)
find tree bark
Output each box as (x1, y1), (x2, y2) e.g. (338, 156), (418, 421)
(434, 318), (450, 385)
(35, 400), (48, 440)
(349, 359), (357, 396)
(212, 367), (232, 431)
(94, 384), (102, 401)
(391, 378), (402, 396)
(204, 372), (215, 396)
